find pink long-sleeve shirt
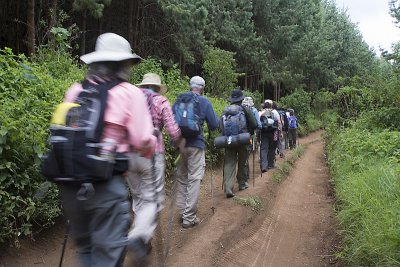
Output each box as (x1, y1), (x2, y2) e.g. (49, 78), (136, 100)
(64, 82), (156, 157)
(150, 93), (181, 153)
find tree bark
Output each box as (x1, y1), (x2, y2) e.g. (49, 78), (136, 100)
(128, 0), (134, 45)
(48, 0), (58, 44)
(134, 0), (141, 49)
(277, 81), (281, 101)
(50, 0), (58, 27)
(80, 10), (87, 56)
(26, 0), (36, 55)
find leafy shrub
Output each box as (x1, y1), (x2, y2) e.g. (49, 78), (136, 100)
(0, 48), (82, 246)
(278, 88), (312, 125)
(203, 47), (238, 98)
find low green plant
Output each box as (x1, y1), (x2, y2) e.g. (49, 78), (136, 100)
(326, 126), (400, 266)
(233, 196), (262, 213)
(272, 145), (305, 182)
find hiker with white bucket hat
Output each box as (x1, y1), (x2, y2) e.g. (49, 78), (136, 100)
(58, 32), (156, 267)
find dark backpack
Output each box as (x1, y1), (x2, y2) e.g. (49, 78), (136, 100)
(173, 92), (201, 137)
(41, 80), (127, 184)
(288, 115), (298, 129)
(260, 108), (278, 133)
(242, 106), (258, 132)
(278, 110), (289, 132)
(221, 105), (248, 136)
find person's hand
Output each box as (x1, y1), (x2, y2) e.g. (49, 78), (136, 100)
(139, 139), (155, 158)
(177, 137), (186, 152)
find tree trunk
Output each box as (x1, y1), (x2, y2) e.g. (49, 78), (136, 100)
(16, 1), (21, 53)
(277, 81), (281, 101)
(128, 0), (134, 44)
(48, 0), (58, 44)
(134, 0), (141, 49)
(80, 10), (87, 56)
(26, 0), (35, 55)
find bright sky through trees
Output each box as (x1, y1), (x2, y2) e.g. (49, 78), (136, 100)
(335, 0), (399, 54)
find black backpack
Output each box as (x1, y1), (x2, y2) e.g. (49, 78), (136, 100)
(278, 110), (289, 132)
(40, 80), (127, 184)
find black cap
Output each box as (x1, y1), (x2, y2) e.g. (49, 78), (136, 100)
(227, 89), (245, 103)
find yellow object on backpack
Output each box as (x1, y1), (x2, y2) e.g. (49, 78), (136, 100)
(50, 103), (80, 126)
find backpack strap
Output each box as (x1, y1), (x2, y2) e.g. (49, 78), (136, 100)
(78, 79), (123, 142)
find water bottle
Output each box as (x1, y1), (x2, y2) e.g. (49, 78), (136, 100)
(100, 138), (116, 161)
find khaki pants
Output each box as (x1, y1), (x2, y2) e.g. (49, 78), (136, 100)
(126, 153), (165, 244)
(176, 147), (205, 224)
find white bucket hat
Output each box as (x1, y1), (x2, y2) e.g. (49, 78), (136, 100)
(136, 73), (168, 95)
(80, 33), (142, 64)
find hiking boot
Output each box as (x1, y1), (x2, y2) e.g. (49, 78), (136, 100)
(226, 191), (235, 198)
(239, 182), (249, 191)
(182, 217), (200, 229)
(261, 169), (268, 173)
(127, 237), (150, 266)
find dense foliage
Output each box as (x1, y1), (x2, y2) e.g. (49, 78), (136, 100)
(2, 0), (376, 95)
(323, 54), (400, 265)
(1, 1), (400, 266)
(0, 48), (83, 246)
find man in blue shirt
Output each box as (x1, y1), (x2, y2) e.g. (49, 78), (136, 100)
(174, 76), (219, 228)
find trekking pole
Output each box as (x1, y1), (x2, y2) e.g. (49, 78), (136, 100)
(259, 130), (263, 178)
(161, 154), (180, 267)
(59, 219), (70, 267)
(252, 134), (256, 187)
(221, 153), (225, 191)
(208, 132), (215, 214)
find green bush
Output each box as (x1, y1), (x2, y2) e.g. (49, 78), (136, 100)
(0, 48), (83, 246)
(279, 88), (312, 125)
(203, 47), (238, 98)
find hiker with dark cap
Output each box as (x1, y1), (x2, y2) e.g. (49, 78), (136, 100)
(126, 73), (184, 264)
(221, 89), (257, 198)
(59, 33), (156, 267)
(173, 76), (219, 228)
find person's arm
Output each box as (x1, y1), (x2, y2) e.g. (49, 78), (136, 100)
(160, 97), (182, 143)
(274, 110), (282, 131)
(126, 87), (156, 158)
(252, 107), (262, 129)
(204, 99), (219, 131)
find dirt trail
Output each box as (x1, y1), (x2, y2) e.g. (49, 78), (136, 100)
(0, 131), (340, 267)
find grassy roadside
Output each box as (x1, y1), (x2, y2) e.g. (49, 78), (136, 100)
(326, 128), (400, 266)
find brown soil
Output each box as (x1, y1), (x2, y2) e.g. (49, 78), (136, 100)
(0, 131), (341, 267)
